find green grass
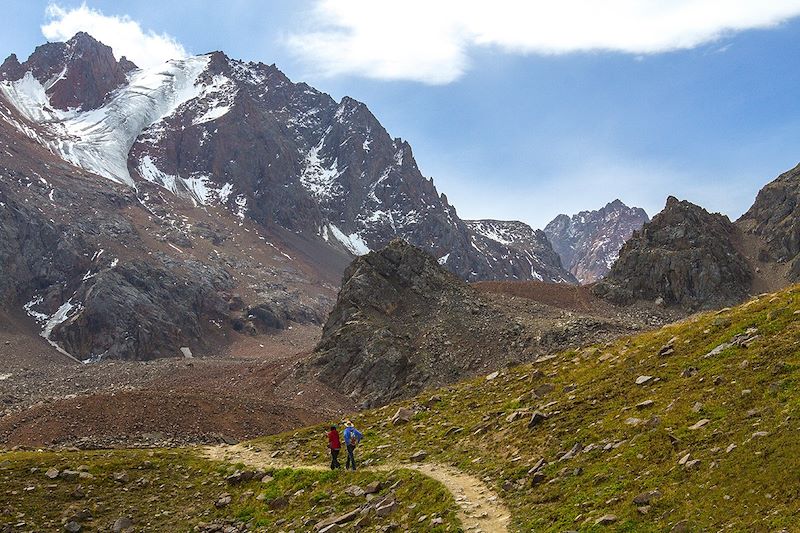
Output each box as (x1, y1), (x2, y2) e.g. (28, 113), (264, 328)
(0, 448), (460, 531)
(252, 285), (800, 532)
(4, 285), (799, 531)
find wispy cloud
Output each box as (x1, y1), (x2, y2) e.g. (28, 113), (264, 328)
(287, 0), (800, 84)
(41, 3), (187, 68)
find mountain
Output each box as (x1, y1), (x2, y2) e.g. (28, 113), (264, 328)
(310, 239), (660, 408)
(0, 33), (572, 285)
(544, 199), (649, 284)
(592, 196), (753, 310)
(737, 162), (800, 280)
(465, 219), (577, 283)
(0, 33), (576, 361)
(0, 90), (339, 362)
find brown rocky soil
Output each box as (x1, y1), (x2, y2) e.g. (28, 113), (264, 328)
(0, 320), (357, 448)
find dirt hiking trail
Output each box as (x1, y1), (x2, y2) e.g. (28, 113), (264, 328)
(204, 444), (511, 533)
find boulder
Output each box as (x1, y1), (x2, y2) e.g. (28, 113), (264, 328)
(215, 493), (232, 508)
(364, 480), (382, 494)
(314, 509), (360, 531)
(375, 499), (397, 517)
(344, 485), (365, 497)
(594, 514), (617, 526)
(633, 490), (662, 505)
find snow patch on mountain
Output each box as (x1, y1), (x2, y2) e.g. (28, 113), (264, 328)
(138, 155), (227, 206)
(467, 220), (518, 245)
(300, 131), (343, 200)
(0, 55), (213, 185)
(324, 223), (370, 256)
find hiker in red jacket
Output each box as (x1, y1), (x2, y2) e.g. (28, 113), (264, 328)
(327, 424), (341, 469)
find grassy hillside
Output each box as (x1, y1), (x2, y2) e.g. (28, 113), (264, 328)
(2, 285), (798, 531)
(254, 284), (800, 531)
(0, 448), (459, 531)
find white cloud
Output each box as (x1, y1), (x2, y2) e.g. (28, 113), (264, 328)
(287, 0), (800, 84)
(41, 3), (187, 68)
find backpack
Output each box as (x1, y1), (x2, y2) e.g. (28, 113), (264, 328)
(348, 430), (358, 447)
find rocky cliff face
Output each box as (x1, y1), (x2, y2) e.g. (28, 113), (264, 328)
(545, 200), (649, 284)
(737, 163), (800, 280)
(0, 34), (570, 284)
(592, 197), (752, 310)
(310, 240), (642, 407)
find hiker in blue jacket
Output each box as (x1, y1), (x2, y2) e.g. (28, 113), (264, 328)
(342, 420), (363, 471)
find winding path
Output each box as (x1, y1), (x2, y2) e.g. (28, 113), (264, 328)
(204, 444), (511, 533)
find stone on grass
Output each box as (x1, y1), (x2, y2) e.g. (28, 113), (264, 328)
(45, 468), (60, 479)
(528, 411), (547, 429)
(533, 383), (555, 397)
(594, 514), (617, 525)
(635, 375), (654, 385)
(410, 450), (427, 462)
(64, 522), (81, 533)
(314, 509), (360, 531)
(391, 407), (414, 425)
(688, 419), (710, 430)
(364, 480), (382, 494)
(60, 470), (80, 481)
(632, 490), (662, 505)
(375, 499), (397, 517)
(215, 493), (232, 508)
(636, 400), (654, 409)
(112, 517), (133, 532)
(344, 485), (365, 497)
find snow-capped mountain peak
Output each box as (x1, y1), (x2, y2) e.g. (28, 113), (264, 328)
(1, 32), (576, 284)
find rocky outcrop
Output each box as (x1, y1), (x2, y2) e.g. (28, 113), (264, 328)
(737, 162), (800, 280)
(310, 239), (481, 406)
(592, 197), (752, 310)
(545, 200), (649, 284)
(310, 240), (640, 407)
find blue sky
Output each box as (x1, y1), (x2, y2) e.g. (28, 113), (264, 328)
(2, 1), (800, 228)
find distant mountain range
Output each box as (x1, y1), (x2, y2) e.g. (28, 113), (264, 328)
(544, 200), (649, 284)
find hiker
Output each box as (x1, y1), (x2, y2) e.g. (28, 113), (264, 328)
(342, 420), (363, 471)
(327, 424), (341, 469)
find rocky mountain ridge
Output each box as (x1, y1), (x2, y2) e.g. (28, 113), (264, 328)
(592, 196), (753, 310)
(0, 33), (573, 285)
(545, 199), (649, 284)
